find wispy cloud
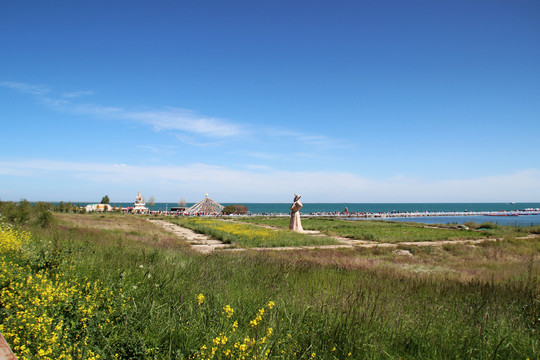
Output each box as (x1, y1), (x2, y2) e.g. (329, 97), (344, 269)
(243, 164), (274, 171)
(262, 128), (351, 150)
(2, 81), (350, 153)
(127, 108), (242, 137)
(1, 158), (539, 202)
(138, 145), (178, 155)
(173, 133), (228, 147)
(61, 90), (94, 98)
(228, 150), (277, 160)
(2, 81), (244, 139)
(0, 81), (50, 96)
(52, 101), (243, 138)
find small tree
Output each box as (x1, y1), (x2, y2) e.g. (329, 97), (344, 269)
(178, 198), (186, 207)
(147, 196), (156, 208)
(222, 205), (248, 215)
(235, 205), (248, 214)
(100, 195), (110, 204)
(222, 205), (237, 215)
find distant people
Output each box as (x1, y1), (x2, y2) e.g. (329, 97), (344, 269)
(289, 194), (304, 232)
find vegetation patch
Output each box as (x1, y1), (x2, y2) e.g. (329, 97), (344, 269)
(0, 224), (128, 360)
(169, 217), (339, 248)
(238, 217), (506, 242)
(0, 208), (538, 359)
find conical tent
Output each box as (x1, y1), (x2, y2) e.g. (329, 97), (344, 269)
(186, 195), (224, 215)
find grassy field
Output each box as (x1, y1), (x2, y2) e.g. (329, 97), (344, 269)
(167, 217), (339, 248)
(235, 217), (533, 243)
(0, 210), (538, 359)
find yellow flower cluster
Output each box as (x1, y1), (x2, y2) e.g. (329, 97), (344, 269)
(178, 218), (286, 245)
(222, 304), (234, 318)
(213, 222), (277, 241)
(197, 293), (205, 305)
(192, 301), (278, 360)
(0, 223), (124, 360)
(249, 308), (265, 327)
(0, 223), (30, 252)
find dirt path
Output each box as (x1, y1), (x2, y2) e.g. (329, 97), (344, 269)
(150, 219), (509, 254)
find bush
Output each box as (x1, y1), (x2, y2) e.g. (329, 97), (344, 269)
(0, 200), (31, 225)
(222, 205), (236, 215)
(478, 222), (498, 230)
(529, 226), (540, 234)
(463, 221), (480, 230)
(35, 209), (54, 228)
(0, 201), (56, 227)
(222, 204), (249, 215)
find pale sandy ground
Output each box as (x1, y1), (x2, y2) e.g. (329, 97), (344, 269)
(149, 219), (507, 254)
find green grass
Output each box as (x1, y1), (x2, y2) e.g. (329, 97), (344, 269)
(236, 217), (504, 242)
(167, 217), (339, 248)
(1, 211), (539, 359)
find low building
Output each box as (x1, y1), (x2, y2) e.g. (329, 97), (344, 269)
(85, 203), (113, 212)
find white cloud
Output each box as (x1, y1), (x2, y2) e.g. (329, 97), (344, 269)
(2, 81), (243, 138)
(127, 108), (242, 137)
(51, 101), (242, 138)
(1, 159), (539, 203)
(2, 81), (350, 154)
(138, 145), (178, 155)
(243, 164), (274, 171)
(0, 81), (50, 96)
(262, 128), (351, 149)
(61, 90), (94, 98)
(228, 150), (277, 160)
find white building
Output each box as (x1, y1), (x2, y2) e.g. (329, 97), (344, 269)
(85, 203), (113, 212)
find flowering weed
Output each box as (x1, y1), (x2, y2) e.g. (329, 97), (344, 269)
(0, 223), (127, 359)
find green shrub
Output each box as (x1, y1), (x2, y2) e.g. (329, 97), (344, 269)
(478, 222), (498, 229)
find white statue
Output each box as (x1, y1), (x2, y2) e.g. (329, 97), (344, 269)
(289, 194), (303, 232)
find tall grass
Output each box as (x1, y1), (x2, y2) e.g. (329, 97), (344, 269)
(1, 213), (538, 359)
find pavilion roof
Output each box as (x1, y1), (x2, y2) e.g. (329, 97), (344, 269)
(186, 196), (224, 215)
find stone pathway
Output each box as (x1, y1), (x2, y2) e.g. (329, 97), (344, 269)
(150, 219), (509, 254)
(149, 219), (232, 254)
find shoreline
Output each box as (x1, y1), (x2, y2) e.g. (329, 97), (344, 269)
(146, 208), (540, 220)
(153, 208), (540, 218)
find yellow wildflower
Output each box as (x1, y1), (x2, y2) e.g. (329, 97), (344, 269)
(197, 293), (205, 305)
(223, 304), (234, 318)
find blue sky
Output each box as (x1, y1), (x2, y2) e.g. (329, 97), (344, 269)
(1, 0), (539, 203)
